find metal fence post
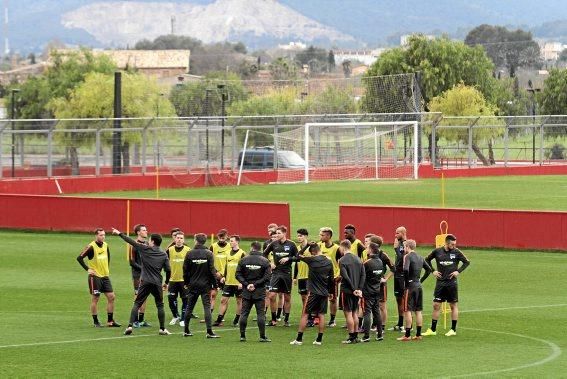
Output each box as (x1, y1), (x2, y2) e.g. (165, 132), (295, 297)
(0, 129), (3, 179)
(539, 121), (545, 165)
(95, 128), (101, 176)
(431, 123), (436, 168)
(274, 119), (279, 169)
(504, 120), (509, 167)
(142, 125), (147, 175)
(47, 129), (53, 177)
(468, 124), (473, 168)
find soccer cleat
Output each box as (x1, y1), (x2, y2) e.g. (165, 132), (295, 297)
(412, 335), (423, 341)
(179, 321), (185, 327)
(276, 317), (282, 322)
(240, 337), (247, 342)
(388, 325), (404, 332)
(327, 321), (336, 327)
(183, 331), (193, 337)
(132, 321), (140, 328)
(124, 327), (133, 335)
(422, 328), (437, 336)
(341, 339), (357, 344)
(169, 317), (180, 325)
(206, 333), (221, 339)
(139, 321), (151, 328)
(159, 329), (172, 335)
(360, 336), (370, 343)
(93, 322), (103, 328)
(445, 329), (457, 337)
(190, 314), (199, 319)
(284, 321), (291, 327)
(312, 340), (322, 346)
(259, 337), (272, 343)
(376, 335), (384, 341)
(290, 340), (303, 345)
(107, 321), (121, 327)
(266, 321), (278, 327)
(213, 321), (224, 327)
(370, 326), (377, 332)
(232, 322), (239, 327)
(397, 336), (412, 341)
(199, 319), (206, 323)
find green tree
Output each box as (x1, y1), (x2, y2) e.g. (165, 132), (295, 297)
(308, 85), (356, 114)
(328, 50), (336, 72)
(48, 72), (175, 174)
(269, 57), (299, 81)
(465, 25), (541, 77)
(429, 83), (502, 165)
(539, 68), (567, 115)
(295, 46), (328, 74)
(169, 72), (248, 117)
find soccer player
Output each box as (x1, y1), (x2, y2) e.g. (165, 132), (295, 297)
(364, 234), (394, 332)
(344, 224), (365, 258)
(112, 228), (172, 336)
(214, 235), (246, 327)
(263, 225), (298, 327)
(182, 233), (220, 338)
(235, 241), (272, 342)
(166, 227), (182, 249)
(263, 224), (286, 321)
(397, 240), (433, 341)
(209, 229), (230, 316)
(128, 224), (151, 328)
(290, 242), (335, 346)
(422, 234), (471, 337)
(294, 229), (310, 315)
(338, 239), (365, 344)
(76, 228), (121, 328)
(390, 226), (408, 331)
(361, 242), (385, 342)
(318, 227), (341, 327)
(167, 231), (190, 326)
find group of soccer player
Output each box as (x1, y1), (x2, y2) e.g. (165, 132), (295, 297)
(76, 221), (470, 344)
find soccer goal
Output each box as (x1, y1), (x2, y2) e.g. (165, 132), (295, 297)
(268, 121), (419, 183)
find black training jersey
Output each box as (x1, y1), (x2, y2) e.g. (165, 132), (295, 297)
(301, 255), (334, 297)
(128, 239), (146, 278)
(183, 245), (217, 292)
(363, 256), (385, 295)
(394, 239), (406, 277)
(339, 253), (365, 294)
(236, 251), (272, 299)
(375, 250), (394, 273)
(403, 251), (432, 286)
(425, 247), (470, 284)
(263, 239), (298, 276)
(119, 234), (170, 286)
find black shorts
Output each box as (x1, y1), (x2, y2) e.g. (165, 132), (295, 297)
(305, 294), (328, 315)
(132, 277), (141, 295)
(269, 274), (292, 294)
(168, 281), (186, 298)
(380, 282), (387, 303)
(434, 283), (458, 303)
(341, 293), (360, 312)
(297, 279), (308, 295)
(222, 285), (243, 297)
(214, 279), (225, 291)
(403, 285), (423, 312)
(394, 276), (405, 298)
(88, 275), (113, 296)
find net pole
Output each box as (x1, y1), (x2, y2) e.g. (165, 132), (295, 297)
(374, 127), (379, 179)
(304, 123), (309, 183)
(125, 199), (130, 262)
(413, 122), (419, 179)
(441, 173), (445, 208)
(156, 165), (159, 199)
(237, 130), (249, 186)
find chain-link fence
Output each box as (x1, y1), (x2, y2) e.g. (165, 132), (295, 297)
(0, 113), (565, 179)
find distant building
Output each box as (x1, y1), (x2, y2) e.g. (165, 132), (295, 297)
(540, 41), (566, 61)
(278, 41), (307, 51)
(333, 49), (384, 66)
(0, 62), (48, 85)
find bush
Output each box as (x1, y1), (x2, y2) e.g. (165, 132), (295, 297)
(547, 143), (565, 159)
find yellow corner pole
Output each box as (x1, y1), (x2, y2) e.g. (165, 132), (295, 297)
(211, 233), (214, 246)
(125, 199), (131, 262)
(156, 165), (160, 199)
(441, 172), (445, 208)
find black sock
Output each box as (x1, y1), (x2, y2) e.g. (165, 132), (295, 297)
(138, 313), (145, 323)
(405, 328), (411, 338)
(358, 317), (363, 328)
(330, 314), (336, 323)
(316, 332), (323, 342)
(276, 308), (283, 318)
(416, 326), (422, 336)
(240, 332), (245, 338)
(233, 314), (240, 324)
(397, 316), (404, 327)
(271, 312), (277, 322)
(452, 320), (457, 331)
(92, 315), (99, 324)
(284, 312), (290, 322)
(107, 313), (113, 323)
(296, 332), (303, 342)
(431, 319), (438, 332)
(206, 328), (213, 335)
(216, 314), (224, 323)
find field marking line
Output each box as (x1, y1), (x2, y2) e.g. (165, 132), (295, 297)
(460, 303), (567, 314)
(0, 327), (239, 349)
(444, 327), (562, 378)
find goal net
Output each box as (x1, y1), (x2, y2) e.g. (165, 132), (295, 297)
(238, 121), (419, 184)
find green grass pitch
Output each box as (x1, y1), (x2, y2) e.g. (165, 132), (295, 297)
(1, 175), (566, 377)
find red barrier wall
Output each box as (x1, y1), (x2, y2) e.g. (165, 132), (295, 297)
(340, 205), (567, 250)
(0, 194), (290, 238)
(418, 163), (567, 178)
